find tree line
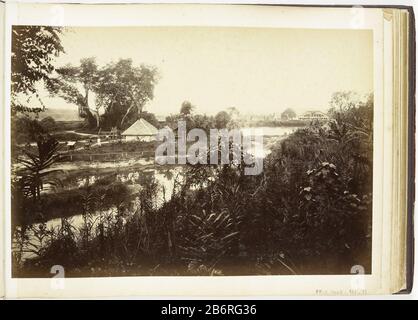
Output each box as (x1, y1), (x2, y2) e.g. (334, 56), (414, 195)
(11, 26), (158, 132)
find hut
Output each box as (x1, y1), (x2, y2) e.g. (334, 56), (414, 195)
(121, 118), (158, 142)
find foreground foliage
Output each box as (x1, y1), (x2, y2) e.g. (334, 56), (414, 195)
(13, 93), (373, 276)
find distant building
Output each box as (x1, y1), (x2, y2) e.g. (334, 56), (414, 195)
(298, 111), (329, 121)
(122, 118), (158, 142)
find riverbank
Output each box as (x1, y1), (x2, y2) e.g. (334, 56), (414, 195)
(12, 129), (293, 225)
(12, 104), (373, 278)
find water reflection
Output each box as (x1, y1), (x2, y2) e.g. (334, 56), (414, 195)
(14, 167), (183, 262)
(14, 126), (301, 261)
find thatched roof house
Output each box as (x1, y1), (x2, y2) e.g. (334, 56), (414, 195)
(121, 118), (158, 141)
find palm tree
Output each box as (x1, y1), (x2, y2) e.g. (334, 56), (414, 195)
(17, 134), (62, 201)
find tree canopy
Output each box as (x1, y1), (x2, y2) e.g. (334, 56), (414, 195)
(96, 59), (158, 129)
(180, 101), (195, 116)
(280, 108), (296, 120)
(214, 111), (231, 129)
(48, 57), (99, 127)
(11, 26), (64, 114)
(48, 58), (158, 130)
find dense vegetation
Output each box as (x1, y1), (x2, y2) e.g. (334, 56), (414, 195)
(10, 25), (373, 277)
(13, 93), (373, 277)
(11, 26), (64, 114)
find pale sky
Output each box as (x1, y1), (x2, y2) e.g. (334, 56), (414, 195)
(37, 27), (373, 116)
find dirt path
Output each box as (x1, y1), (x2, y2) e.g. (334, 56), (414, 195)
(59, 130), (95, 137)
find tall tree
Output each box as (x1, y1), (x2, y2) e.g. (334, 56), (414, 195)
(11, 26), (64, 114)
(214, 111), (231, 129)
(95, 59), (158, 129)
(47, 57), (99, 128)
(48, 58), (158, 129)
(280, 108), (296, 120)
(328, 91), (362, 115)
(180, 101), (195, 117)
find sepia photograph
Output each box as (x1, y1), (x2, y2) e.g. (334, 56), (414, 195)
(1, 2), (414, 299)
(10, 25), (374, 278)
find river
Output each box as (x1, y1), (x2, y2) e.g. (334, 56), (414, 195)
(13, 126), (302, 260)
